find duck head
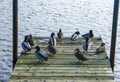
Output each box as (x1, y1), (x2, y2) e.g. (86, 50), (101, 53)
(75, 48), (80, 52)
(35, 46), (40, 51)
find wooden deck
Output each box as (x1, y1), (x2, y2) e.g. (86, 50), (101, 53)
(9, 37), (114, 82)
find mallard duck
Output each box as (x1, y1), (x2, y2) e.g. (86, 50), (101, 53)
(21, 35), (31, 53)
(57, 29), (63, 40)
(82, 38), (89, 53)
(82, 30), (94, 53)
(35, 46), (48, 62)
(48, 32), (57, 47)
(28, 34), (34, 47)
(96, 43), (106, 54)
(47, 43), (57, 55)
(82, 30), (94, 39)
(71, 31), (80, 41)
(75, 48), (87, 62)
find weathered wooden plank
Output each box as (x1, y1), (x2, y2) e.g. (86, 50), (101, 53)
(17, 57), (109, 64)
(33, 36), (101, 40)
(35, 42), (101, 46)
(22, 52), (102, 56)
(12, 72), (114, 77)
(14, 66), (112, 71)
(18, 53), (108, 59)
(19, 49), (107, 58)
(9, 79), (115, 82)
(20, 52), (106, 56)
(16, 58), (110, 66)
(15, 64), (111, 67)
(22, 50), (106, 56)
(10, 76), (114, 80)
(19, 55), (108, 60)
(32, 46), (100, 52)
(34, 44), (101, 47)
(13, 66), (112, 75)
(35, 38), (101, 45)
(13, 69), (113, 74)
(22, 44), (105, 54)
(33, 37), (102, 43)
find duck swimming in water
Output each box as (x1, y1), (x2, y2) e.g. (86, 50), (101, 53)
(75, 48), (87, 62)
(35, 46), (48, 62)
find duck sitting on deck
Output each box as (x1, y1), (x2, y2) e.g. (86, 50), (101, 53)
(96, 43), (106, 54)
(21, 35), (31, 53)
(75, 48), (87, 62)
(35, 46), (48, 62)
(47, 43), (57, 56)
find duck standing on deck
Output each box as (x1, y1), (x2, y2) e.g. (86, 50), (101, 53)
(48, 32), (57, 47)
(21, 35), (31, 53)
(71, 31), (80, 43)
(35, 46), (48, 62)
(47, 32), (57, 56)
(82, 30), (94, 53)
(57, 29), (63, 40)
(75, 48), (87, 63)
(28, 34), (34, 47)
(47, 43), (57, 56)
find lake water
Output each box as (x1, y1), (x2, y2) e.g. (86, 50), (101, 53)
(0, 0), (120, 82)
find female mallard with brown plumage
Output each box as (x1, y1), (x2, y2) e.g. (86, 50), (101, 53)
(47, 43), (57, 56)
(96, 43), (106, 54)
(75, 48), (87, 62)
(57, 29), (63, 40)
